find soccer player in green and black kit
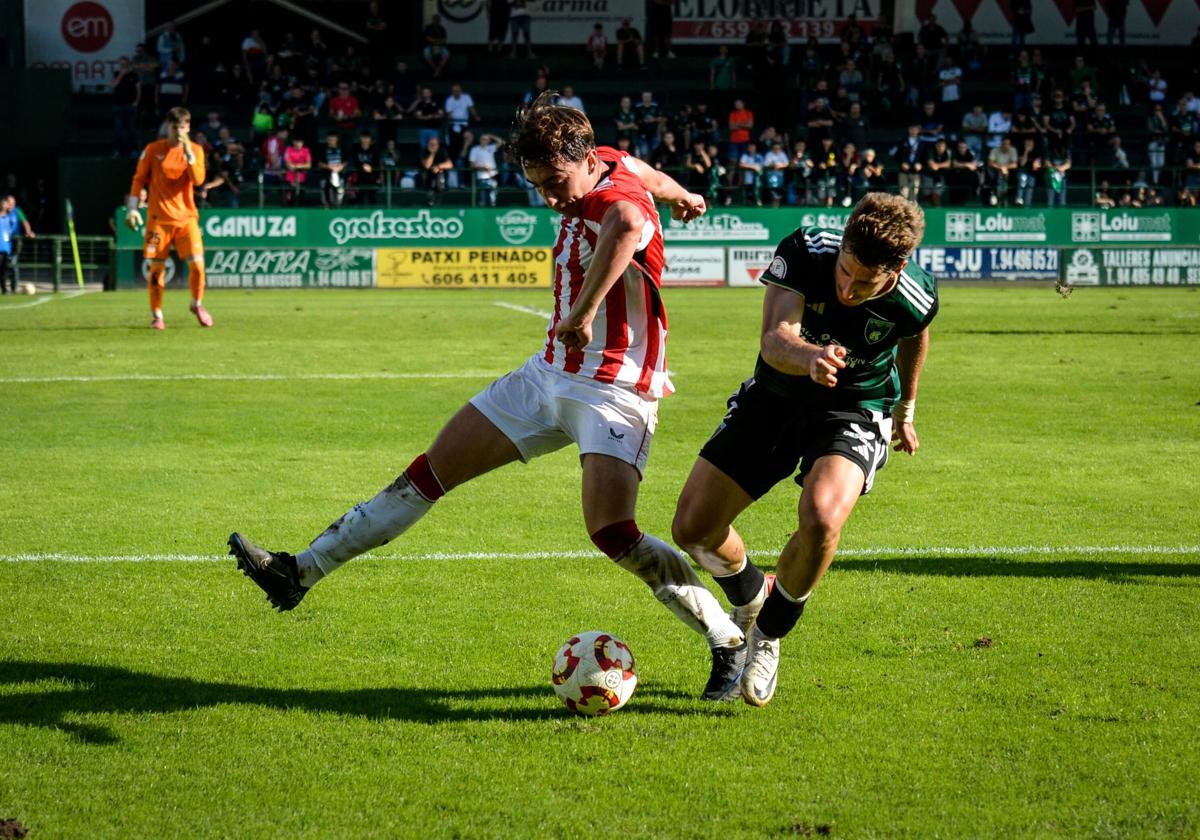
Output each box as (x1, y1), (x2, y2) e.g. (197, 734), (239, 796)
(671, 193), (937, 706)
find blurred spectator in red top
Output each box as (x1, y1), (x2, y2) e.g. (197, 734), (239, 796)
(329, 83), (362, 131)
(728, 99), (754, 163)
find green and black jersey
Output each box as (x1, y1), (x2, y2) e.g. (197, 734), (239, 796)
(754, 226), (939, 414)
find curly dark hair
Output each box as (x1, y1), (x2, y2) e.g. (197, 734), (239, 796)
(510, 90), (595, 168)
(841, 192), (926, 272)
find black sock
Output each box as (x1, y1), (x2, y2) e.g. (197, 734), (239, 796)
(755, 586), (807, 639)
(713, 558), (766, 606)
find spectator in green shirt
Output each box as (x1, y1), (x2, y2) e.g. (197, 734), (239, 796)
(710, 45), (736, 91)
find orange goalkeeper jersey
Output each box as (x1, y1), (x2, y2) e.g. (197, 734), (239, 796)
(129, 139), (206, 225)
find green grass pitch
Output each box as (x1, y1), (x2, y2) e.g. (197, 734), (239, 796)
(1, 284), (1197, 838)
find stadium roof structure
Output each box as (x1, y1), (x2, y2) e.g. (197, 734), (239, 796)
(145, 0), (367, 44)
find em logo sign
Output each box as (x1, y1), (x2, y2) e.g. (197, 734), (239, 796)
(496, 210), (539, 245)
(61, 1), (113, 53)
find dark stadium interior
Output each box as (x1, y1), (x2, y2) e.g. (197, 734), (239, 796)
(7, 1), (1200, 233)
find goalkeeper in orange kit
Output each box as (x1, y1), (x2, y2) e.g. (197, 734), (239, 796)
(125, 106), (213, 329)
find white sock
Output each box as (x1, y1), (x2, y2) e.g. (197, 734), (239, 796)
(295, 474), (434, 587)
(774, 578), (812, 604)
(616, 533), (744, 648)
(152, 309), (163, 318)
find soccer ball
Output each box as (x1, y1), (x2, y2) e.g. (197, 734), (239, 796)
(551, 630), (637, 716)
(20, 282), (36, 295)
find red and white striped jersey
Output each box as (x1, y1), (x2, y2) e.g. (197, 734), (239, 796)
(541, 146), (672, 399)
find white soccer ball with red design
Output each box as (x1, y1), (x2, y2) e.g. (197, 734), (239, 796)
(551, 630), (637, 716)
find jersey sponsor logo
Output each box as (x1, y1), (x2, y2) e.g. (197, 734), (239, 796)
(864, 318), (894, 343)
(768, 255), (787, 280)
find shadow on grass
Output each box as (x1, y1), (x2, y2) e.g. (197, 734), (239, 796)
(827, 556), (1200, 581)
(0, 661), (730, 744)
(951, 328), (1200, 336)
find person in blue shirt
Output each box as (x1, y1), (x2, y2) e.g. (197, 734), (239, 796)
(0, 199), (18, 294)
(3, 196), (35, 288)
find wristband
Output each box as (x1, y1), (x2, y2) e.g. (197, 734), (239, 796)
(893, 398), (916, 425)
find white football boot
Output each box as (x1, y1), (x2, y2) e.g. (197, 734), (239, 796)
(740, 624), (780, 707)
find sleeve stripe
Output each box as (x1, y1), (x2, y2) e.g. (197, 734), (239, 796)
(898, 277), (933, 309)
(896, 280), (932, 315)
(805, 232), (843, 253)
(898, 272), (934, 307)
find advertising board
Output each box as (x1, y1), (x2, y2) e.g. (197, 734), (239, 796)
(376, 247), (553, 289)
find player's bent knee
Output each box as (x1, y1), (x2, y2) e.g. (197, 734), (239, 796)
(799, 494), (850, 540)
(188, 256), (205, 271)
(670, 501), (717, 552)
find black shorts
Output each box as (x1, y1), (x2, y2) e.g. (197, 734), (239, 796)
(698, 378), (893, 501)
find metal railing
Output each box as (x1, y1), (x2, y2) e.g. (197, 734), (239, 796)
(192, 163), (1199, 211)
(9, 236), (115, 291)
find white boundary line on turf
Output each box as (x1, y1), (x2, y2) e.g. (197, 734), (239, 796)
(0, 371), (503, 384)
(0, 290), (90, 311)
(494, 301), (552, 319)
(2, 545), (1197, 564)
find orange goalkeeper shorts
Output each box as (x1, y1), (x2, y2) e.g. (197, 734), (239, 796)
(144, 221), (204, 261)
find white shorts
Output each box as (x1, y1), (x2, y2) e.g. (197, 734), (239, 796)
(470, 355), (658, 477)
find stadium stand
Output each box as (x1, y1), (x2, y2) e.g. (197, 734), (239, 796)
(28, 3), (1200, 226)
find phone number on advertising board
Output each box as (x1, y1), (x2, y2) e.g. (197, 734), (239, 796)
(426, 272), (542, 286)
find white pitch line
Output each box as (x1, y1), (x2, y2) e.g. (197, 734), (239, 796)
(494, 301), (552, 319)
(0, 371), (502, 384)
(1, 545), (1196, 564)
(0, 290), (89, 311)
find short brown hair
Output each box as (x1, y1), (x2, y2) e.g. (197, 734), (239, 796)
(510, 90), (594, 168)
(166, 106), (192, 125)
(841, 192), (925, 272)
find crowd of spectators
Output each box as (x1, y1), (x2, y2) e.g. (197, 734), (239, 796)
(105, 6), (1200, 209)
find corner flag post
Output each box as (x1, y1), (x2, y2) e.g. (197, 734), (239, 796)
(65, 199), (84, 289)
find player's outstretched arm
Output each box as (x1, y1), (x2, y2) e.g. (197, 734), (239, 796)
(759, 284), (846, 388)
(554, 200), (645, 350)
(892, 327), (930, 455)
(621, 153), (706, 222)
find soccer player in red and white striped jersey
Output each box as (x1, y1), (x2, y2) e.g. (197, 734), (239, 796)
(229, 92), (750, 700)
(539, 143), (670, 398)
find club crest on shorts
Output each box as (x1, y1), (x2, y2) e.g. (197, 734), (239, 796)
(864, 318), (894, 343)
